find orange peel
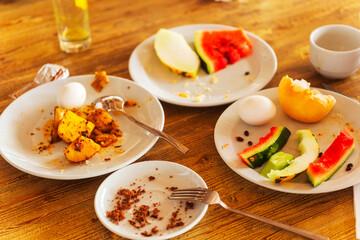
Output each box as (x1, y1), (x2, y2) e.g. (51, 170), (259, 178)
(278, 75), (336, 123)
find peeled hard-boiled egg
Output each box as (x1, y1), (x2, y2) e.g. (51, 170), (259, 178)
(238, 95), (276, 125)
(57, 82), (86, 109)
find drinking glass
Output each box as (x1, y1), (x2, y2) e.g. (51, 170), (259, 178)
(52, 0), (91, 53)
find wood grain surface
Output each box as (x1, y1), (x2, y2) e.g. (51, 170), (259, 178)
(1, 0), (360, 239)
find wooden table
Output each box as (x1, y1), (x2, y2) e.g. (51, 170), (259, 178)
(1, 0), (359, 239)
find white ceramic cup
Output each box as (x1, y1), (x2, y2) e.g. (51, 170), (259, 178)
(310, 24), (360, 79)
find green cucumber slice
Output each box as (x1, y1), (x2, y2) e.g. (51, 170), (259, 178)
(260, 152), (294, 178)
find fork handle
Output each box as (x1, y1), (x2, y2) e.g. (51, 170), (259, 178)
(219, 201), (328, 240)
(119, 110), (189, 154)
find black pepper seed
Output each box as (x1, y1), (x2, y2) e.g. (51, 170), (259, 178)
(318, 152), (323, 158)
(245, 71), (250, 76)
(346, 163), (353, 171)
(236, 136), (244, 142)
(248, 141), (253, 146)
(244, 130), (249, 136)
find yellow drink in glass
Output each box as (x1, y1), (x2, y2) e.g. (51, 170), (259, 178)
(52, 0), (91, 53)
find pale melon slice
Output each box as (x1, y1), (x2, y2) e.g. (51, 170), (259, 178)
(154, 28), (200, 78)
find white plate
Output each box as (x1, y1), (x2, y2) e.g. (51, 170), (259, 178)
(214, 88), (360, 194)
(94, 160), (208, 240)
(129, 24), (277, 107)
(0, 75), (164, 180)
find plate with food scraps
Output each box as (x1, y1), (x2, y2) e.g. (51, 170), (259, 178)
(0, 75), (164, 180)
(94, 160), (208, 239)
(214, 87), (360, 194)
(129, 24), (277, 107)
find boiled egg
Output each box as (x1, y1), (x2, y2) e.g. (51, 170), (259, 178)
(238, 95), (276, 125)
(57, 82), (86, 109)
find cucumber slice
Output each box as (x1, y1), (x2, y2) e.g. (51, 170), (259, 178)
(260, 152), (294, 178)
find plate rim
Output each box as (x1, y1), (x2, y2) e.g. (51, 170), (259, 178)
(94, 160), (208, 239)
(214, 87), (360, 194)
(129, 23), (277, 107)
(0, 75), (165, 180)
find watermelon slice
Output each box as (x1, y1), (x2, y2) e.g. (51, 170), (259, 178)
(306, 128), (355, 187)
(194, 29), (252, 74)
(238, 126), (291, 168)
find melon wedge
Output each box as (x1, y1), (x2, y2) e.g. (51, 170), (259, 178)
(268, 129), (319, 182)
(154, 28), (200, 78)
(194, 29), (252, 74)
(307, 128), (355, 187)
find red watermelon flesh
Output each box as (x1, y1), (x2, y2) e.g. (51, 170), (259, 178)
(194, 29), (253, 74)
(306, 128), (355, 187)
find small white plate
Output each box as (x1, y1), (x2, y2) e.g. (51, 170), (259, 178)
(95, 160), (208, 240)
(129, 24), (277, 107)
(0, 75), (164, 180)
(214, 88), (360, 194)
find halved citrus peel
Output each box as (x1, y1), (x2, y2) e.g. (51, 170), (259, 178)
(278, 75), (336, 123)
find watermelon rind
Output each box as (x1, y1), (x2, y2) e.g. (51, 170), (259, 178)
(268, 129), (319, 182)
(238, 127), (291, 168)
(194, 30), (215, 74)
(306, 128), (355, 187)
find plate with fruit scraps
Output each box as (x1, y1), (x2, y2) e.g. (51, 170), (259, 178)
(0, 75), (164, 180)
(94, 160), (208, 239)
(129, 24), (277, 107)
(214, 87), (360, 194)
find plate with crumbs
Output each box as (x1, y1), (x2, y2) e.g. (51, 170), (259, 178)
(129, 24), (277, 107)
(0, 75), (164, 180)
(94, 160), (208, 239)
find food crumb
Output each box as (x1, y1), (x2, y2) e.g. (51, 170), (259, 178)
(148, 176), (155, 181)
(193, 94), (205, 102)
(167, 209), (184, 230)
(224, 94), (229, 98)
(211, 76), (218, 84)
(125, 100), (137, 107)
(247, 141), (253, 146)
(236, 136), (244, 142)
(177, 91), (190, 98)
(166, 186), (178, 191)
(185, 201), (194, 211)
(171, 79), (177, 83)
(244, 71), (250, 76)
(222, 144), (228, 149)
(346, 163), (353, 171)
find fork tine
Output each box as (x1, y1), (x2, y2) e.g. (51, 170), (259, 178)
(168, 196), (197, 201)
(172, 188), (206, 192)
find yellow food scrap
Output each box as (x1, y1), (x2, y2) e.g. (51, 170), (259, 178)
(171, 79), (177, 83)
(51, 107), (66, 143)
(224, 94), (229, 98)
(177, 91), (190, 98)
(57, 110), (95, 143)
(64, 136), (101, 162)
(91, 71), (109, 93)
(222, 144), (228, 149)
(193, 94), (205, 102)
(205, 87), (212, 92)
(211, 76), (219, 84)
(249, 77), (254, 82)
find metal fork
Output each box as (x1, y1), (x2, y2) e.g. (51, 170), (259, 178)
(169, 188), (328, 240)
